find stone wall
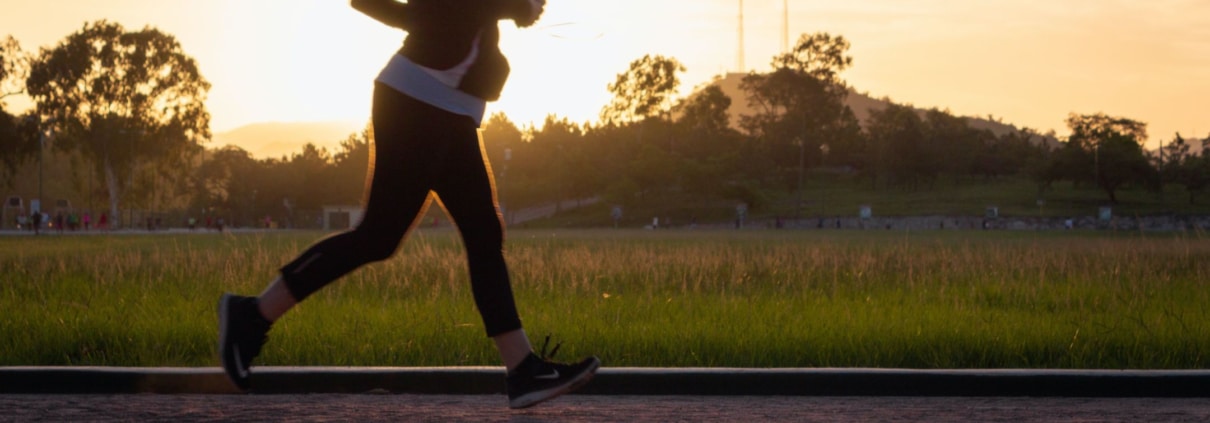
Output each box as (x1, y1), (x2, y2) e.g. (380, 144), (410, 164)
(768, 215), (1210, 232)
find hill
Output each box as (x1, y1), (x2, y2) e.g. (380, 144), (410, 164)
(211, 121), (364, 159)
(709, 72), (1058, 147)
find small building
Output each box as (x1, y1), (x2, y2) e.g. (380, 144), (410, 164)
(321, 205), (364, 231)
(3, 196), (23, 230)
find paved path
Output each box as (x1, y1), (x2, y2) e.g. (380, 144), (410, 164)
(7, 367), (1210, 397)
(3, 394), (1210, 422)
(4, 367), (1210, 421)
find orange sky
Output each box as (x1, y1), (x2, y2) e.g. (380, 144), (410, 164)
(2, 0), (1207, 149)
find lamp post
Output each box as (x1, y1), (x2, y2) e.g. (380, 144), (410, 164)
(36, 116), (54, 234)
(37, 125), (45, 233)
(796, 137), (805, 219)
(38, 126), (45, 217)
(819, 143), (829, 218)
(501, 148), (511, 225)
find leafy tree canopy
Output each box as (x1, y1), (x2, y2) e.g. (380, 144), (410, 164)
(602, 54), (685, 124)
(25, 20), (211, 225)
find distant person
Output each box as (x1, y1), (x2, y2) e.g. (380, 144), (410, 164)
(30, 211), (42, 235)
(98, 213), (108, 230)
(55, 212), (65, 234)
(83, 212), (91, 231)
(217, 0), (598, 410)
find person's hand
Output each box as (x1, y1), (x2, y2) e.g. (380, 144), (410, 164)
(513, 0), (545, 28)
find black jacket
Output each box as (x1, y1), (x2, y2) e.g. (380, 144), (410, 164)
(352, 0), (533, 101)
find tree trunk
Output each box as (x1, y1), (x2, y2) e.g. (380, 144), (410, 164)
(103, 154), (121, 228)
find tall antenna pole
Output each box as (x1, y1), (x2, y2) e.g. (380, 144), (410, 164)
(782, 0), (789, 53)
(737, 0), (745, 73)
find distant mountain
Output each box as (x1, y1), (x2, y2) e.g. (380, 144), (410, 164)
(211, 121), (364, 159)
(710, 73), (1058, 147)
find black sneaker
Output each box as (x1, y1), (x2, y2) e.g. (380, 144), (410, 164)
(218, 293), (271, 391)
(506, 338), (601, 409)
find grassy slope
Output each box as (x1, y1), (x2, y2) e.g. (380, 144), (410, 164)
(523, 177), (1209, 228)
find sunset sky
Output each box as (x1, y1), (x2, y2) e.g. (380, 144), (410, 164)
(2, 0), (1207, 149)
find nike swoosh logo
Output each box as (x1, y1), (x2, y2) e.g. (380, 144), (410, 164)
(233, 345), (250, 378)
(536, 369), (560, 380)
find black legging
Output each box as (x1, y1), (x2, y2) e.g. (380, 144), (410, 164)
(279, 82), (521, 337)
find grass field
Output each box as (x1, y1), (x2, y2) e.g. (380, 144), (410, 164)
(2, 229), (1208, 369)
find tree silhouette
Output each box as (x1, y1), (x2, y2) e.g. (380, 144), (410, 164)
(741, 32), (858, 188)
(772, 32), (853, 85)
(602, 54), (685, 124)
(673, 84), (742, 204)
(866, 103), (927, 188)
(1042, 113), (1157, 203)
(0, 36), (39, 183)
(329, 128), (372, 205)
(1175, 150), (1210, 204)
(26, 20), (210, 227)
(480, 113), (524, 219)
(676, 84), (732, 141)
(193, 145), (257, 217)
(0, 36), (28, 106)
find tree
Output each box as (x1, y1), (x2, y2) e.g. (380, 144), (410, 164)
(0, 36), (28, 106)
(1041, 113), (1157, 203)
(481, 114), (523, 187)
(673, 84), (742, 204)
(192, 145), (257, 219)
(287, 143), (334, 211)
(674, 84), (739, 161)
(528, 115), (590, 211)
(26, 21), (211, 227)
(773, 32), (853, 85)
(1176, 153), (1210, 204)
(676, 85), (732, 139)
(0, 111), (40, 186)
(1157, 132), (1191, 184)
(0, 36), (39, 183)
(602, 55), (685, 124)
(922, 109), (976, 180)
(1159, 133), (1210, 204)
(740, 32), (859, 186)
(987, 127), (1046, 180)
(329, 128), (372, 205)
(865, 103), (928, 189)
(480, 113), (524, 217)
(752, 32), (855, 139)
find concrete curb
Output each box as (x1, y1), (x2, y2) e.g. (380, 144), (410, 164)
(2, 367), (1209, 397)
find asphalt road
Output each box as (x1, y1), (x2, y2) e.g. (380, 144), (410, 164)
(3, 394), (1210, 422)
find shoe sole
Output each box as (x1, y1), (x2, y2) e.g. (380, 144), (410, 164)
(509, 357), (601, 409)
(217, 293), (248, 391)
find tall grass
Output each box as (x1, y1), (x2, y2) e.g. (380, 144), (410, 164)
(1, 230), (1208, 369)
